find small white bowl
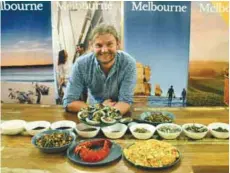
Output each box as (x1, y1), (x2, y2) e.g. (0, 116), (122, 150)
(51, 120), (76, 131)
(208, 122), (229, 139)
(76, 123), (100, 138)
(25, 121), (51, 136)
(101, 123), (127, 139)
(182, 123), (208, 140)
(156, 123), (182, 140)
(0, 120), (26, 135)
(129, 123), (156, 140)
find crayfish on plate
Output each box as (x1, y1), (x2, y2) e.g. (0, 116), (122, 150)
(74, 139), (112, 162)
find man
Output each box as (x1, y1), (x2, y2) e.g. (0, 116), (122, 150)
(181, 88), (186, 107)
(72, 43), (86, 64)
(167, 85), (174, 107)
(63, 24), (137, 115)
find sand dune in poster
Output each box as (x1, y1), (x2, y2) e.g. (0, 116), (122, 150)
(187, 1), (229, 106)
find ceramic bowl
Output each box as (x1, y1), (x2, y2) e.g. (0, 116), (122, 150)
(25, 121), (51, 136)
(0, 120), (26, 135)
(156, 123), (182, 140)
(75, 123), (100, 138)
(31, 130), (76, 153)
(101, 123), (128, 139)
(51, 120), (76, 131)
(182, 123), (208, 140)
(129, 123), (156, 140)
(208, 122), (229, 139)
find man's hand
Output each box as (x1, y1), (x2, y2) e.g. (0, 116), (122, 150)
(102, 99), (117, 107)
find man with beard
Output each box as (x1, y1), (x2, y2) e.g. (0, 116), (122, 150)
(63, 24), (137, 115)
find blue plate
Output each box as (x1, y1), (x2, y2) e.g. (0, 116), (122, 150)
(31, 130), (76, 153)
(67, 139), (122, 166)
(136, 111), (175, 126)
(123, 145), (181, 170)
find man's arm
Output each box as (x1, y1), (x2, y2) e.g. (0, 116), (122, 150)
(63, 61), (87, 112)
(117, 58), (137, 115)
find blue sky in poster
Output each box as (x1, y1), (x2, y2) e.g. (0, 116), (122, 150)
(124, 1), (191, 97)
(1, 1), (52, 66)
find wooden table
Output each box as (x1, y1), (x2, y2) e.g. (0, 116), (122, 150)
(1, 104), (229, 173)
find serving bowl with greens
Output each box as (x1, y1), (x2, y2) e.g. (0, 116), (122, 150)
(137, 111), (175, 126)
(32, 130), (76, 153)
(182, 123), (208, 140)
(208, 122), (229, 139)
(156, 123), (182, 140)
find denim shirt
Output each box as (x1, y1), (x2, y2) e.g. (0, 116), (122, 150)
(63, 50), (137, 107)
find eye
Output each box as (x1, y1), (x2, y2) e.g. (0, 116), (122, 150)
(95, 44), (102, 48)
(107, 42), (113, 47)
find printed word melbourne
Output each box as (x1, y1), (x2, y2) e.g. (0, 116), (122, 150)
(0, 1), (43, 11)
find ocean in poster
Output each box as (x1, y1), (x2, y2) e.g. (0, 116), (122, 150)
(148, 96), (186, 107)
(1, 66), (54, 82)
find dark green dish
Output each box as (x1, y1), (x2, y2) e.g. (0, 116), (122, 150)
(136, 111), (175, 126)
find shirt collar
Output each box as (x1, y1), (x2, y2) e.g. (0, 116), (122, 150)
(94, 53), (118, 74)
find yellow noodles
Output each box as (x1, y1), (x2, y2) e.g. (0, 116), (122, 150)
(123, 139), (179, 167)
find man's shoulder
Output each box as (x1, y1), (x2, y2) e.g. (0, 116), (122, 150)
(117, 50), (136, 65)
(75, 52), (94, 65)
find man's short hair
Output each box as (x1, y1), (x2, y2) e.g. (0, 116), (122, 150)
(89, 23), (120, 42)
(76, 43), (85, 49)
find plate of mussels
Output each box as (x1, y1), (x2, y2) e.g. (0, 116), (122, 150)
(77, 104), (124, 126)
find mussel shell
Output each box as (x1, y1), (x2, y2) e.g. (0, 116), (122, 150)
(77, 111), (88, 120)
(119, 117), (133, 124)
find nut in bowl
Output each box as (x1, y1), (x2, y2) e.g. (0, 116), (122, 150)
(208, 122), (229, 139)
(25, 121), (51, 136)
(182, 123), (208, 140)
(31, 130), (76, 153)
(101, 123), (127, 139)
(0, 120), (26, 135)
(51, 120), (76, 131)
(76, 123), (100, 138)
(129, 123), (156, 140)
(156, 123), (182, 140)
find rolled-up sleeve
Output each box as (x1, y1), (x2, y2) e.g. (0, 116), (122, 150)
(118, 59), (137, 104)
(63, 61), (85, 108)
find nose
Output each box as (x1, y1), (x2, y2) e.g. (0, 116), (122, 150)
(101, 45), (108, 53)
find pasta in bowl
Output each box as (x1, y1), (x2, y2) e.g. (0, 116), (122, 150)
(123, 139), (180, 169)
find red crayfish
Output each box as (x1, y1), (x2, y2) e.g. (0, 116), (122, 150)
(74, 139), (112, 162)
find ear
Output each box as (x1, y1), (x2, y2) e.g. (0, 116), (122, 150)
(117, 40), (121, 50)
(89, 40), (93, 49)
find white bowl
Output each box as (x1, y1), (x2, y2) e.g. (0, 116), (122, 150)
(101, 123), (127, 139)
(51, 120), (76, 131)
(182, 123), (208, 140)
(0, 120), (26, 135)
(129, 123), (156, 140)
(208, 122), (229, 139)
(156, 123), (182, 140)
(76, 123), (100, 138)
(25, 121), (51, 136)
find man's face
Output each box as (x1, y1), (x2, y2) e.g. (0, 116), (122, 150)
(92, 33), (119, 65)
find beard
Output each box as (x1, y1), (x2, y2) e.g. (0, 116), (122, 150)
(96, 52), (116, 65)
